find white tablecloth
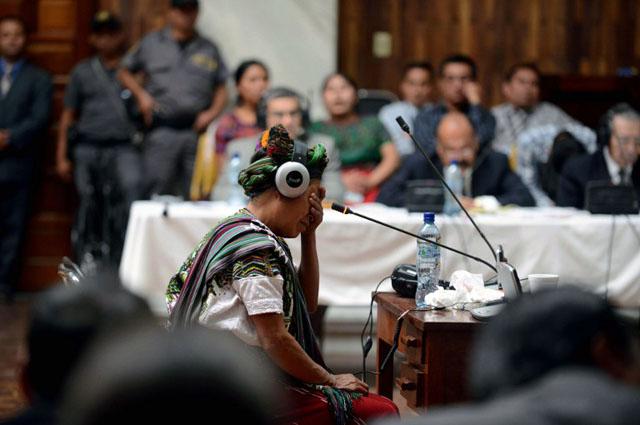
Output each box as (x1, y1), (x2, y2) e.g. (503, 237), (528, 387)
(120, 201), (640, 313)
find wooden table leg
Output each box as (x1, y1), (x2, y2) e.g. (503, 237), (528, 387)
(376, 335), (393, 398)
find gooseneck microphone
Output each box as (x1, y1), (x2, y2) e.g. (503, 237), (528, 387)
(329, 202), (497, 272)
(395, 116), (497, 262)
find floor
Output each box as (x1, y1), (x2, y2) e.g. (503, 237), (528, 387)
(0, 297), (30, 420)
(0, 296), (418, 421)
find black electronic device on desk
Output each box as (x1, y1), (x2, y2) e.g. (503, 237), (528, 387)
(391, 263), (451, 297)
(405, 179), (444, 213)
(586, 181), (639, 214)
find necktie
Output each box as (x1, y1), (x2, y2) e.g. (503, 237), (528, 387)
(618, 169), (628, 185)
(1, 64), (13, 96)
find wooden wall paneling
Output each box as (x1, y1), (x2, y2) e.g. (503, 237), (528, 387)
(338, 0), (365, 83)
(98, 0), (169, 49)
(338, 0), (640, 111)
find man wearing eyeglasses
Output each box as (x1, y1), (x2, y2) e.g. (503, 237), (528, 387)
(212, 87), (344, 201)
(377, 112), (534, 209)
(557, 103), (640, 209)
(413, 54), (496, 156)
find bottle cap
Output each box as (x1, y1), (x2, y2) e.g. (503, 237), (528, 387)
(423, 212), (435, 223)
(450, 160), (458, 166)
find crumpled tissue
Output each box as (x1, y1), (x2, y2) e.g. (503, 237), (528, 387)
(424, 270), (503, 307)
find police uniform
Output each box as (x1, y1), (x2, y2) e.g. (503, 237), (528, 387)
(122, 27), (228, 197)
(64, 56), (144, 263)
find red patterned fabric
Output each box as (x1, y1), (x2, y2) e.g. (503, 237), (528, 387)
(274, 387), (398, 425)
(214, 112), (262, 154)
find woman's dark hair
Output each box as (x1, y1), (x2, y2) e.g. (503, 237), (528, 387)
(234, 59), (269, 85)
(321, 72), (358, 93)
(234, 59), (269, 106)
(469, 287), (635, 400)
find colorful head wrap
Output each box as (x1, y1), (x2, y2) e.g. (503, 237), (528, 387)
(238, 125), (328, 197)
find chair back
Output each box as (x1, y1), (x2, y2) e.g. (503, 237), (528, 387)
(356, 89), (398, 116)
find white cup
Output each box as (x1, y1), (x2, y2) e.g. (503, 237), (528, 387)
(528, 274), (559, 293)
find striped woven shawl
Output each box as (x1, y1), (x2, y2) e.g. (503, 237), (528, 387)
(167, 210), (358, 425)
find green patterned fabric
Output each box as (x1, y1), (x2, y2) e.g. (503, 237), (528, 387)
(309, 116), (391, 167)
(167, 209), (294, 328)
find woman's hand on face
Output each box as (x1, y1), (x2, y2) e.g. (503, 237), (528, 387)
(302, 187), (326, 236)
(332, 373), (369, 394)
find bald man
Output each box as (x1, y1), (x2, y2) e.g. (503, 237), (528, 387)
(377, 112), (534, 209)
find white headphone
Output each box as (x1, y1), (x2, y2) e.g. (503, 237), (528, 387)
(274, 140), (310, 198)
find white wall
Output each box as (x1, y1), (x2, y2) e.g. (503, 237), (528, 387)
(197, 0), (337, 119)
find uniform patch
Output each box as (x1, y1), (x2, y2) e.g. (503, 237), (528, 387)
(190, 53), (218, 72)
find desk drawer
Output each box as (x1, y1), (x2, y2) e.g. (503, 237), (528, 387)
(396, 361), (425, 408)
(401, 323), (423, 365)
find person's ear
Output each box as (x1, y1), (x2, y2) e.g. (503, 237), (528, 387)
(502, 81), (511, 100)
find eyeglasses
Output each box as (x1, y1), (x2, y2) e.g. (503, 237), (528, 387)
(614, 134), (640, 147)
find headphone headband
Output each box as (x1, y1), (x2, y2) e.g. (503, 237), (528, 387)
(292, 140), (307, 164)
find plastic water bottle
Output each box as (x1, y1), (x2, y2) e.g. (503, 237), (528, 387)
(226, 152), (245, 207)
(443, 160), (463, 215)
(415, 212), (441, 308)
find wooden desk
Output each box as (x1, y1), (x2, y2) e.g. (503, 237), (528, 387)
(375, 292), (481, 410)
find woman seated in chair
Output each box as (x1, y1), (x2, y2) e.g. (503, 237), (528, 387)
(167, 125), (398, 425)
(214, 59), (270, 167)
(310, 72), (400, 203)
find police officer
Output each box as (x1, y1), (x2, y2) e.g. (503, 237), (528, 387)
(56, 11), (143, 266)
(118, 0), (228, 198)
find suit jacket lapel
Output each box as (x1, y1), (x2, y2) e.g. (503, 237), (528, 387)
(3, 63), (29, 101)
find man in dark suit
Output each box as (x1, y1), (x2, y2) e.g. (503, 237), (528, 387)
(557, 103), (640, 209)
(0, 15), (52, 301)
(377, 112), (535, 209)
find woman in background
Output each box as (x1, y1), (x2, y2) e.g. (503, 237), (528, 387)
(214, 59), (269, 164)
(310, 72), (400, 203)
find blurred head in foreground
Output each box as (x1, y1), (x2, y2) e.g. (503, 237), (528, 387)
(60, 324), (277, 425)
(469, 287), (640, 400)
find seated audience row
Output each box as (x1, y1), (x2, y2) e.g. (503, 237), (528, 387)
(2, 0), (639, 299)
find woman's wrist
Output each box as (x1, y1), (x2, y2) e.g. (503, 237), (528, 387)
(301, 232), (316, 245)
(323, 373), (336, 386)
